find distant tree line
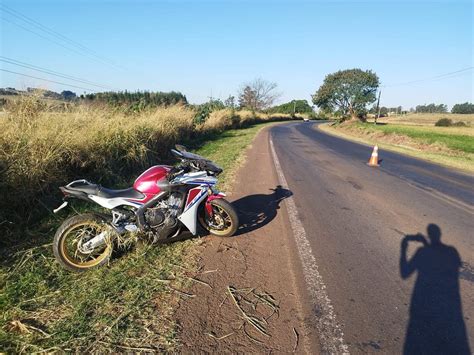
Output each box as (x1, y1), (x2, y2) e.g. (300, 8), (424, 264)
(415, 103), (448, 113)
(369, 105), (405, 116)
(0, 87), (77, 101)
(451, 102), (474, 114)
(81, 91), (187, 110)
(267, 99), (313, 115)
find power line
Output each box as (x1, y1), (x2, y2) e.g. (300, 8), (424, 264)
(1, 68), (96, 92)
(382, 67), (473, 88)
(1, 4), (108, 59)
(1, 17), (107, 65)
(0, 5), (124, 71)
(0, 56), (115, 90)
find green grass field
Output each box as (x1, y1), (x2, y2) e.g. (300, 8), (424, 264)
(320, 114), (474, 172)
(356, 123), (474, 154)
(0, 121), (277, 353)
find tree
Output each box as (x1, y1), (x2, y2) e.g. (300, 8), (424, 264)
(238, 78), (280, 110)
(61, 90), (77, 101)
(415, 103), (447, 113)
(238, 86), (257, 110)
(312, 69), (379, 121)
(451, 102), (474, 114)
(193, 99), (225, 123)
(224, 95), (236, 109)
(269, 99), (313, 115)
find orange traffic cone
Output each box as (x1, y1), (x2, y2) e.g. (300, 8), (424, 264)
(367, 145), (379, 167)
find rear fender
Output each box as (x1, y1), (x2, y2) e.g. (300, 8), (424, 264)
(205, 192), (226, 217)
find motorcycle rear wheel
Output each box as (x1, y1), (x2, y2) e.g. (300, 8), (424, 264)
(200, 199), (239, 237)
(53, 213), (114, 272)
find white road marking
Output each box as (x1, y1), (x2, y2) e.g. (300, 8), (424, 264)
(270, 137), (349, 354)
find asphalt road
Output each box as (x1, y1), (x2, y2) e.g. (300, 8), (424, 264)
(270, 122), (473, 354)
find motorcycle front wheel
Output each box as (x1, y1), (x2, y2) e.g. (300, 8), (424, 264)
(199, 199), (239, 237)
(53, 213), (114, 272)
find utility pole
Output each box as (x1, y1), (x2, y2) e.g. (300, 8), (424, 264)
(375, 90), (381, 125)
(293, 100), (296, 116)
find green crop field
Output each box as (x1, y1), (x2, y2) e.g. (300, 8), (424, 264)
(320, 115), (474, 172)
(357, 123), (474, 154)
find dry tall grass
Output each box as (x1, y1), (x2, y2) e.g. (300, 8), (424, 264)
(374, 113), (474, 126)
(0, 96), (293, 243)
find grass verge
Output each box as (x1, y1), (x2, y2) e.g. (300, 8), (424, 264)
(319, 122), (474, 173)
(0, 121), (279, 352)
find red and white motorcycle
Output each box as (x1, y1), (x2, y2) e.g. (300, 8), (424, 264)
(52, 145), (238, 272)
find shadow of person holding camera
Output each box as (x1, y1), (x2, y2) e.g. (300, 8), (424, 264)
(400, 224), (470, 354)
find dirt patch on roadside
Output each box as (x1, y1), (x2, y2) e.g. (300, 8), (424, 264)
(174, 128), (316, 353)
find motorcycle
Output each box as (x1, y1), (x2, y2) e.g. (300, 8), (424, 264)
(52, 145), (239, 272)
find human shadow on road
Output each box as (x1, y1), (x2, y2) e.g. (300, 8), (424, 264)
(232, 185), (292, 236)
(400, 224), (470, 354)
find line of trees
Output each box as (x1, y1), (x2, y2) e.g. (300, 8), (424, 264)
(267, 99), (313, 115)
(451, 102), (474, 114)
(369, 105), (405, 116)
(415, 103), (448, 113)
(81, 91), (188, 109)
(0, 87), (77, 101)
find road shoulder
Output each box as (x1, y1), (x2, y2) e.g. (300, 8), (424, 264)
(318, 122), (473, 173)
(175, 126), (317, 353)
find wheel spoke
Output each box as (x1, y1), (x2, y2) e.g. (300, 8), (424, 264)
(62, 222), (111, 266)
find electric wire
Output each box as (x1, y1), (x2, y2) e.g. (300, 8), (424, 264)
(1, 4), (108, 60)
(382, 67), (473, 88)
(0, 5), (124, 70)
(0, 56), (116, 90)
(0, 68), (96, 92)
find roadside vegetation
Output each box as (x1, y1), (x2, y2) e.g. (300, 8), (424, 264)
(320, 113), (474, 172)
(309, 68), (473, 171)
(0, 92), (295, 352)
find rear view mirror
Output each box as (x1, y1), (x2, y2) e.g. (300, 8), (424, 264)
(175, 144), (187, 152)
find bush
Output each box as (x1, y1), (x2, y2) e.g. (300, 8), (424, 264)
(435, 118), (453, 127)
(0, 97), (296, 246)
(453, 121), (467, 127)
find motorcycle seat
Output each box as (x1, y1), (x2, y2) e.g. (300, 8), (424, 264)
(64, 180), (145, 200)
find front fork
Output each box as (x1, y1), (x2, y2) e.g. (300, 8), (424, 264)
(205, 187), (226, 217)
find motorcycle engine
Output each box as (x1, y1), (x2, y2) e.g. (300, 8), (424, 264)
(145, 193), (183, 237)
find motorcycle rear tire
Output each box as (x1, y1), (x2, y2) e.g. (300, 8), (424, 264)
(53, 213), (114, 272)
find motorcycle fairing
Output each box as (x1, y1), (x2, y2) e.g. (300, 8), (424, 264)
(173, 171), (217, 186)
(178, 186), (208, 235)
(88, 194), (145, 209)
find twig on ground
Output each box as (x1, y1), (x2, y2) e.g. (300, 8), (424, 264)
(200, 269), (218, 274)
(206, 331), (234, 341)
(293, 327), (299, 352)
(227, 286), (270, 338)
(243, 326), (265, 345)
(167, 286), (195, 298)
(183, 275), (212, 289)
(97, 340), (156, 352)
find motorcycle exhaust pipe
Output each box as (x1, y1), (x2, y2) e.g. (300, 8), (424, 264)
(81, 231), (109, 252)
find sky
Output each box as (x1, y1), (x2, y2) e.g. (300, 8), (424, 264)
(1, 0), (473, 109)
